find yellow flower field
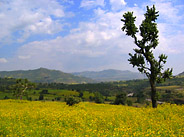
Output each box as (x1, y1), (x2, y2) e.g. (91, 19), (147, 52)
(0, 100), (183, 137)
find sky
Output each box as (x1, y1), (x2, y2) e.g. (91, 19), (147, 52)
(0, 0), (184, 75)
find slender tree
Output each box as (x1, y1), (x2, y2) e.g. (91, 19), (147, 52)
(121, 5), (172, 108)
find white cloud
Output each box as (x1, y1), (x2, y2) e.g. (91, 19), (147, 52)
(158, 33), (184, 54)
(0, 0), (69, 43)
(1, 0), (184, 73)
(11, 3), (145, 72)
(80, 0), (105, 9)
(0, 58), (8, 63)
(153, 1), (182, 24)
(110, 0), (127, 11)
(18, 55), (31, 60)
(13, 6), (140, 72)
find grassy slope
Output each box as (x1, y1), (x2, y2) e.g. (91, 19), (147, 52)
(0, 100), (183, 137)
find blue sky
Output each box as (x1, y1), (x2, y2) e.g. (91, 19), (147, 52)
(0, 0), (184, 75)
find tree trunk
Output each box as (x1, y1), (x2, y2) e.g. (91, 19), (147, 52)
(150, 79), (157, 108)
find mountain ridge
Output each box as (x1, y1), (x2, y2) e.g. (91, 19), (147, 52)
(178, 71), (184, 77)
(0, 68), (147, 83)
(72, 69), (145, 82)
(0, 68), (95, 84)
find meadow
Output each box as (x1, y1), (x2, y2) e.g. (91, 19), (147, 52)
(0, 100), (183, 137)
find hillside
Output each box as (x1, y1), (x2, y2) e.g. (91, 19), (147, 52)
(0, 68), (95, 84)
(73, 69), (145, 82)
(178, 71), (184, 77)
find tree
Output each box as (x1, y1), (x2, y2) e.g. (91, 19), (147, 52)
(114, 92), (127, 105)
(127, 99), (133, 106)
(121, 5), (172, 108)
(12, 79), (35, 100)
(65, 96), (82, 106)
(136, 91), (146, 103)
(94, 92), (104, 103)
(40, 89), (49, 94)
(39, 94), (44, 100)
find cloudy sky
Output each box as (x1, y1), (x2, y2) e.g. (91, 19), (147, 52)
(0, 0), (184, 75)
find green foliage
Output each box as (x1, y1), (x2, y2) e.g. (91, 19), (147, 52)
(39, 94), (44, 100)
(94, 92), (104, 104)
(121, 5), (172, 81)
(127, 99), (133, 106)
(0, 76), (183, 105)
(136, 91), (146, 103)
(0, 77), (16, 92)
(40, 89), (48, 94)
(55, 97), (61, 101)
(3, 95), (9, 100)
(121, 5), (172, 108)
(11, 79), (35, 100)
(173, 98), (184, 105)
(114, 92), (127, 105)
(121, 12), (138, 37)
(65, 96), (82, 106)
(78, 91), (95, 101)
(27, 97), (32, 101)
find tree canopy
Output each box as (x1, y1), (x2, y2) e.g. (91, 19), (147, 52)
(12, 79), (35, 99)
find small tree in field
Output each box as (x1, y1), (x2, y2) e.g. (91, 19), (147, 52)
(12, 79), (35, 100)
(114, 92), (127, 105)
(121, 5), (172, 108)
(94, 92), (104, 104)
(65, 96), (82, 106)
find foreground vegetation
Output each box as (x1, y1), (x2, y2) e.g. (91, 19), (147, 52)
(0, 100), (183, 136)
(0, 76), (184, 105)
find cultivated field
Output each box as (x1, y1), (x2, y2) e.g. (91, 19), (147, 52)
(0, 100), (183, 137)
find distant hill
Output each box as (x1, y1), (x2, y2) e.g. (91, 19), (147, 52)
(72, 69), (145, 82)
(0, 68), (95, 84)
(177, 71), (184, 77)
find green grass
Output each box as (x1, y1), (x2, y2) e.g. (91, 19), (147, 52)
(0, 89), (80, 101)
(156, 85), (182, 90)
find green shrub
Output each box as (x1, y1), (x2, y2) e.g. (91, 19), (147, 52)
(127, 99), (133, 106)
(27, 97), (32, 101)
(55, 97), (61, 101)
(39, 94), (44, 100)
(94, 92), (104, 104)
(114, 92), (127, 105)
(40, 89), (49, 94)
(4, 96), (9, 99)
(65, 96), (82, 106)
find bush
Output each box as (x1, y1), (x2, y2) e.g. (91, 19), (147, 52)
(127, 99), (133, 106)
(4, 96), (9, 99)
(65, 96), (82, 106)
(94, 92), (104, 104)
(40, 89), (48, 94)
(55, 97), (61, 101)
(27, 97), (32, 101)
(174, 98), (184, 105)
(136, 91), (146, 103)
(39, 94), (44, 100)
(114, 92), (127, 105)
